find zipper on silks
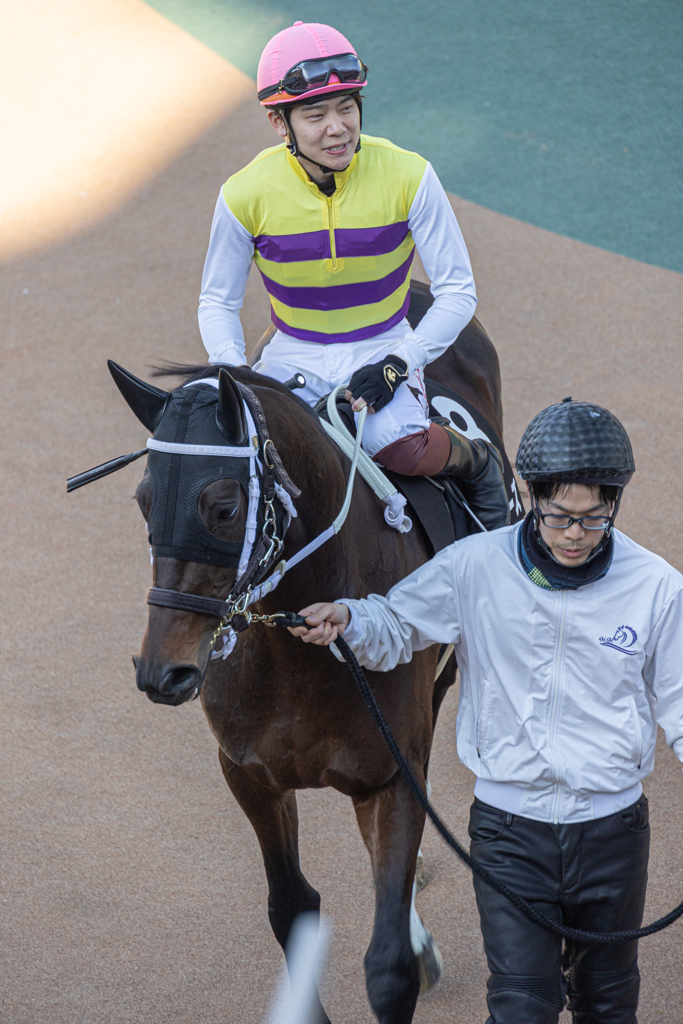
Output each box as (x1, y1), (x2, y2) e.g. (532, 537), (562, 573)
(549, 591), (568, 824)
(323, 194), (338, 270)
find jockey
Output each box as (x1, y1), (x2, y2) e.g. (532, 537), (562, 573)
(198, 21), (509, 531)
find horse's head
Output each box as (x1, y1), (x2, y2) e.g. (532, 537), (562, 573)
(110, 361), (275, 706)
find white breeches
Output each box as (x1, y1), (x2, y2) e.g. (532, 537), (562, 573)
(253, 330), (431, 457)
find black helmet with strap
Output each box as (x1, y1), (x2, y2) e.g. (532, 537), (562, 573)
(516, 397), (635, 487)
(515, 398), (635, 587)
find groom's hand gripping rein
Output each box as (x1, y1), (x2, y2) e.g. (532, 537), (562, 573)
(287, 602), (351, 645)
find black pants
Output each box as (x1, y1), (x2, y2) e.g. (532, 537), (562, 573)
(469, 795), (650, 1024)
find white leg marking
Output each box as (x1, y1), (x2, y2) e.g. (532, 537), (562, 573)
(410, 879), (429, 954)
(265, 913), (330, 1024)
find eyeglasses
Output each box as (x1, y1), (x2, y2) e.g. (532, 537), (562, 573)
(259, 53), (368, 101)
(537, 512), (611, 531)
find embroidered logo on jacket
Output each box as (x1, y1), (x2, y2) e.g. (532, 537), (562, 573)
(599, 625), (638, 655)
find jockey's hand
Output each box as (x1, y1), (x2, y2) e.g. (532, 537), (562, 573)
(288, 602), (351, 646)
(345, 354), (409, 413)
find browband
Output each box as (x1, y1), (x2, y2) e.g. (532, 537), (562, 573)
(146, 438), (256, 458)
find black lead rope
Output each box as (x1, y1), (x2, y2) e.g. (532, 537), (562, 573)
(274, 616), (683, 945)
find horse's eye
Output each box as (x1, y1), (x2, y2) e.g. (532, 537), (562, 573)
(198, 479), (243, 534)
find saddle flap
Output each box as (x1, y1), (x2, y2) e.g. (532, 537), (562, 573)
(383, 472), (458, 553)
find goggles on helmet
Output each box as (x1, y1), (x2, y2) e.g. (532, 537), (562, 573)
(257, 53), (368, 102)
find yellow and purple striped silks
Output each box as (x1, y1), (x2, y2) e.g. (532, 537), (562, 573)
(222, 135), (427, 343)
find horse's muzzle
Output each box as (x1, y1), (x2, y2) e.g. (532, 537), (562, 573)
(133, 655), (202, 706)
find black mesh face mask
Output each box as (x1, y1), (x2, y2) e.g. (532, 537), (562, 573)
(68, 364), (299, 585)
(146, 384), (257, 568)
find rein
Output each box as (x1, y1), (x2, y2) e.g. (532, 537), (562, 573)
(330, 635), (683, 946)
(180, 379), (681, 943)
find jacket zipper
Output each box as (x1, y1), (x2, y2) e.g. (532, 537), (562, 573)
(476, 679), (490, 758)
(549, 591), (568, 823)
(628, 696), (643, 769)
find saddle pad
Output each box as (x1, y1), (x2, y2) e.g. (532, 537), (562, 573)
(424, 379), (526, 526)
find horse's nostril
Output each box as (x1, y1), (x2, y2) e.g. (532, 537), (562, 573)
(160, 664), (202, 696)
(134, 658), (202, 705)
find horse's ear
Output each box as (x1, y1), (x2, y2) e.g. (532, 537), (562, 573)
(108, 360), (169, 432)
(217, 368), (248, 445)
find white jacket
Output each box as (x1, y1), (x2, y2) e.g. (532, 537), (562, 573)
(340, 525), (683, 823)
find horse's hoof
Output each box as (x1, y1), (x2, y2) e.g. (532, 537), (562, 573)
(415, 853), (427, 892)
(417, 930), (443, 994)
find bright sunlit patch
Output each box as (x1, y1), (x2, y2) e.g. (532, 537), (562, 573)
(0, 0), (253, 261)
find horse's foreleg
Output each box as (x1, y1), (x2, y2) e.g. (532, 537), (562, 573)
(218, 750), (330, 1024)
(415, 652), (457, 893)
(352, 770), (432, 1024)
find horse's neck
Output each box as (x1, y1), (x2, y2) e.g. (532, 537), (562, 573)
(257, 389), (352, 585)
(257, 385), (426, 607)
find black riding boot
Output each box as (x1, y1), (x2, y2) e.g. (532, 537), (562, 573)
(439, 427), (510, 532)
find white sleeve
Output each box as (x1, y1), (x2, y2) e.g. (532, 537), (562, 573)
(644, 589), (683, 763)
(198, 192), (255, 365)
(334, 545), (461, 673)
(392, 163), (477, 373)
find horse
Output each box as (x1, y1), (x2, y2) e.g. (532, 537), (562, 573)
(117, 301), (506, 1024)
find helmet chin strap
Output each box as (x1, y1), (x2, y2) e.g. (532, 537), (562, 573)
(281, 93), (363, 177)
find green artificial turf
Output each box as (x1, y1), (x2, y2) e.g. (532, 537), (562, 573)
(146, 0), (683, 272)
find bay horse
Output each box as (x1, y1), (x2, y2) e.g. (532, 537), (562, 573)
(118, 308), (506, 1024)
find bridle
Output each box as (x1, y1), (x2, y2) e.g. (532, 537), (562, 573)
(146, 381), (368, 686)
(146, 379), (301, 630)
(67, 369), (367, 691)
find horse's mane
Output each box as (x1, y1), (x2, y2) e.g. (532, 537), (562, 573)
(150, 363), (316, 418)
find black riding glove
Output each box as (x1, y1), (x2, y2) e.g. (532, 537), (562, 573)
(347, 355), (409, 412)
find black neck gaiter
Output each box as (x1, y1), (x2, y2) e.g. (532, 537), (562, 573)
(517, 511), (614, 591)
(313, 174), (337, 196)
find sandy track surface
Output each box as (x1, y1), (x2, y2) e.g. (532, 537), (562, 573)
(2, 10), (683, 1022)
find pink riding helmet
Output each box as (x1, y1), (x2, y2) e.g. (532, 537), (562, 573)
(257, 21), (368, 107)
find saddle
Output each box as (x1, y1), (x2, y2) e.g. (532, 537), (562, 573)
(317, 380), (524, 555)
(254, 280), (524, 552)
